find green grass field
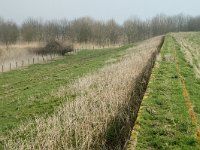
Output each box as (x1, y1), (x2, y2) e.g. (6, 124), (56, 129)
(129, 34), (200, 149)
(175, 33), (200, 135)
(0, 45), (133, 136)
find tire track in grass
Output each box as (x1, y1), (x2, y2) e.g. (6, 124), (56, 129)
(174, 44), (200, 143)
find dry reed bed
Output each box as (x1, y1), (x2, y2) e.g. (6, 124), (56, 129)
(0, 42), (43, 62)
(73, 42), (120, 50)
(0, 42), (119, 72)
(2, 37), (163, 150)
(0, 42), (48, 72)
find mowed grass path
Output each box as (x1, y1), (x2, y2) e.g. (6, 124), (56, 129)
(133, 35), (199, 149)
(0, 45), (132, 135)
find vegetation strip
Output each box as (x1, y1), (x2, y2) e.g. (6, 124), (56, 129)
(128, 35), (199, 149)
(172, 33), (200, 131)
(174, 44), (200, 142)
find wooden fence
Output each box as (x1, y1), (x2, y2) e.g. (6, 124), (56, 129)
(1, 54), (58, 73)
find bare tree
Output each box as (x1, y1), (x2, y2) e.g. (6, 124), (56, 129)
(0, 20), (19, 47)
(43, 21), (60, 42)
(71, 17), (93, 43)
(123, 17), (146, 43)
(91, 21), (107, 45)
(21, 18), (44, 42)
(105, 19), (121, 45)
(188, 16), (200, 31)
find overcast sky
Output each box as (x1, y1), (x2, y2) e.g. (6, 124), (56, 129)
(0, 0), (199, 24)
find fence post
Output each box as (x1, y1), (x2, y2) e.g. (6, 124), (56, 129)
(33, 58), (34, 64)
(42, 56), (44, 62)
(1, 65), (3, 72)
(10, 63), (11, 71)
(38, 57), (39, 63)
(16, 62), (18, 68)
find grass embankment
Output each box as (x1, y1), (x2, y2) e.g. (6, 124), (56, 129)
(173, 32), (200, 138)
(1, 37), (163, 149)
(0, 45), (132, 136)
(174, 32), (200, 77)
(128, 34), (200, 149)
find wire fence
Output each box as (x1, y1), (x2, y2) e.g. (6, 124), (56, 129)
(0, 54), (60, 73)
(0, 45), (121, 73)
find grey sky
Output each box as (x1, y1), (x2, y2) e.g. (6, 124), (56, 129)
(0, 0), (199, 24)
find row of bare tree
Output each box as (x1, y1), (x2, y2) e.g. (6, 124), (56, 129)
(0, 14), (200, 46)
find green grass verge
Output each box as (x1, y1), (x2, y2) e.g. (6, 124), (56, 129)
(174, 34), (200, 131)
(135, 35), (199, 149)
(185, 32), (200, 67)
(0, 44), (133, 136)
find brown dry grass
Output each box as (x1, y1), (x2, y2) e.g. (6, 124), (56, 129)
(2, 36), (163, 150)
(73, 42), (120, 50)
(0, 42), (43, 61)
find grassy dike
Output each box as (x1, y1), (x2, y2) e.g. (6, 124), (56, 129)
(128, 35), (199, 150)
(0, 45), (133, 136)
(180, 33), (200, 125)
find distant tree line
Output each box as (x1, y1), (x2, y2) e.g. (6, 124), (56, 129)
(0, 17), (19, 47)
(1, 14), (200, 46)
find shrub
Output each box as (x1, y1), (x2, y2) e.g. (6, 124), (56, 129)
(35, 41), (73, 56)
